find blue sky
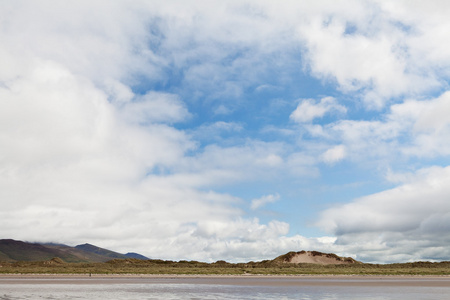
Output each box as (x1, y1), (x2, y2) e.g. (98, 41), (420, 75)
(2, 0), (450, 263)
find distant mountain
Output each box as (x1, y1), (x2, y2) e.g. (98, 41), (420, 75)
(43, 243), (120, 263)
(0, 239), (82, 262)
(0, 239), (149, 263)
(74, 243), (129, 260)
(1, 239), (357, 266)
(125, 252), (149, 260)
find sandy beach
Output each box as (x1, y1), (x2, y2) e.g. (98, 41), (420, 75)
(1, 274), (450, 287)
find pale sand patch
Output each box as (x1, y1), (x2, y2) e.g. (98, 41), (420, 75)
(287, 251), (355, 264)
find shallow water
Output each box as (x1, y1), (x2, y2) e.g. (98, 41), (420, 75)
(1, 277), (449, 299)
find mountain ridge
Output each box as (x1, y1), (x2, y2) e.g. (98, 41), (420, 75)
(0, 239), (360, 265)
(0, 239), (149, 263)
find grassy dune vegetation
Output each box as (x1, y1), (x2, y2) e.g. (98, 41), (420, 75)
(2, 258), (450, 275)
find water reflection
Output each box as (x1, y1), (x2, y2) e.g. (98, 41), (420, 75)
(1, 278), (449, 300)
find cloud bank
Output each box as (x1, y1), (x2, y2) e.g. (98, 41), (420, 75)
(2, 1), (450, 263)
(318, 166), (450, 262)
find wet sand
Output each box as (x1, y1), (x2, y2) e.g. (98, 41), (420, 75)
(1, 274), (450, 287)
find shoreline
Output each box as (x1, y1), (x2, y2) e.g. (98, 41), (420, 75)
(1, 273), (450, 287)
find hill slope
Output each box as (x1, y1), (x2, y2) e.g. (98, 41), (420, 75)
(125, 252), (149, 260)
(0, 239), (82, 262)
(0, 239), (148, 263)
(42, 243), (121, 262)
(75, 243), (129, 261)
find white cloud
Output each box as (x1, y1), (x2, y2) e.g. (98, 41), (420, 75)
(0, 1), (162, 86)
(321, 145), (346, 164)
(5, 0), (445, 111)
(3, 0), (450, 264)
(0, 4), (321, 260)
(214, 105), (233, 115)
(0, 1), (252, 261)
(290, 97), (347, 123)
(317, 165), (450, 262)
(171, 141), (313, 188)
(284, 89), (450, 178)
(251, 194), (280, 210)
(191, 121), (243, 142)
(321, 119), (401, 162)
(120, 92), (191, 124)
(286, 152), (320, 177)
(297, 0), (447, 108)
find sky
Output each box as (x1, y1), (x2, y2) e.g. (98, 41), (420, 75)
(2, 0), (450, 264)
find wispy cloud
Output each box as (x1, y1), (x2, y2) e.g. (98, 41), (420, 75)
(290, 97), (347, 123)
(251, 194), (280, 210)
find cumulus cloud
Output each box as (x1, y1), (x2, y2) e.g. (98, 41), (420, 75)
(398, 91), (450, 157)
(0, 0), (331, 262)
(3, 0), (450, 264)
(317, 165), (450, 262)
(297, 0), (448, 108)
(321, 145), (346, 164)
(0, 83), (307, 261)
(303, 91), (450, 165)
(0, 67), (308, 260)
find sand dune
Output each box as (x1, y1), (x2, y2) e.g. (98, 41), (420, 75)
(280, 251), (360, 265)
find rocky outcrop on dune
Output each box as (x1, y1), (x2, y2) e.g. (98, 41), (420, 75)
(274, 251), (361, 265)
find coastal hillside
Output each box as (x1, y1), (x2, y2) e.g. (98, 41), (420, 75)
(1, 239), (359, 266)
(0, 239), (82, 262)
(3, 241), (450, 276)
(0, 239), (148, 263)
(274, 251), (361, 265)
